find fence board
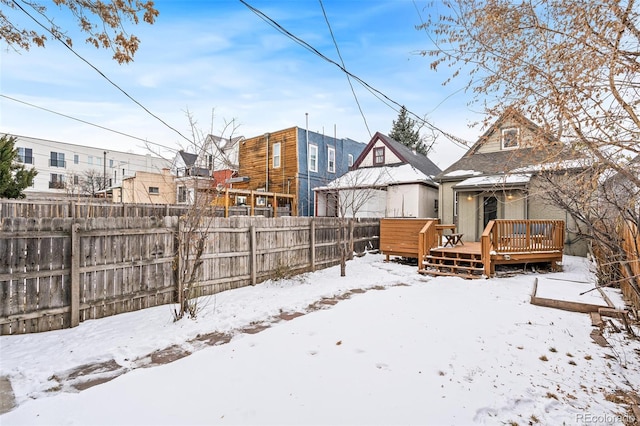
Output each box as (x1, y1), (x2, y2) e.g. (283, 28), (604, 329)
(1, 215), (378, 335)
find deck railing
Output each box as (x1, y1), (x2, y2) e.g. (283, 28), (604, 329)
(481, 219), (565, 276)
(418, 219), (440, 271)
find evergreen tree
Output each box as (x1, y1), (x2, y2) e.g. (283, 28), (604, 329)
(0, 135), (37, 199)
(389, 106), (429, 155)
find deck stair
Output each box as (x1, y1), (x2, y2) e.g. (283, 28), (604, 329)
(419, 248), (484, 279)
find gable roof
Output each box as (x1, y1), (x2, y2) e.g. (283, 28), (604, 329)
(353, 132), (442, 177)
(314, 163), (438, 191)
(466, 107), (556, 156)
(178, 150), (198, 167)
(436, 110), (581, 182)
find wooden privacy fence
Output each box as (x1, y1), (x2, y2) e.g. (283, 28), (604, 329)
(0, 216), (379, 335)
(0, 199), (193, 219)
(620, 221), (640, 311)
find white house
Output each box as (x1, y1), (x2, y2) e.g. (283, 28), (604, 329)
(314, 132), (441, 218)
(170, 134), (243, 204)
(5, 134), (170, 199)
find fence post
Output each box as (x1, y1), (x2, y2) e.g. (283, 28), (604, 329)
(250, 225), (257, 285)
(310, 219), (316, 271)
(70, 223), (80, 328)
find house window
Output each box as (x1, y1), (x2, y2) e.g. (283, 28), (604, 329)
(73, 175), (79, 185)
(434, 199), (439, 212)
(374, 147), (385, 165)
(207, 154), (214, 170)
(177, 186), (187, 203)
(149, 186), (160, 195)
(74, 154), (79, 165)
(49, 152), (65, 168)
(49, 173), (65, 188)
(348, 154), (354, 167)
(309, 144), (318, 172)
(88, 156), (93, 165)
(327, 146), (335, 173)
(273, 142), (281, 168)
(109, 159), (114, 168)
(96, 156), (102, 167)
(501, 127), (520, 149)
(18, 148), (33, 164)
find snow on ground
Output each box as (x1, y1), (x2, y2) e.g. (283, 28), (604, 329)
(1, 254), (639, 425)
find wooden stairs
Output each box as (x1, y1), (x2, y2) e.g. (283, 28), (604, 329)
(419, 246), (484, 279)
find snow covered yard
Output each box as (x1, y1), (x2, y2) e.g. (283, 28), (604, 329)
(0, 254), (638, 425)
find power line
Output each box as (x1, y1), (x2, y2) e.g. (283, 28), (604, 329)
(239, 0), (471, 149)
(1, 94), (179, 154)
(318, 0), (371, 139)
(11, 0), (192, 145)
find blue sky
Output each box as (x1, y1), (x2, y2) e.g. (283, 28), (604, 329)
(0, 0), (480, 168)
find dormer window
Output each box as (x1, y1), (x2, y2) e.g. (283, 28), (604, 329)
(501, 127), (520, 149)
(374, 147), (385, 165)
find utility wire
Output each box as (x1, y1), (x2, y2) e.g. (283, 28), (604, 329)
(318, 0), (371, 139)
(239, 0), (471, 148)
(1, 94), (178, 153)
(11, 0), (191, 145)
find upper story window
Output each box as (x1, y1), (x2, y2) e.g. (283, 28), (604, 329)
(273, 142), (281, 168)
(327, 146), (335, 173)
(373, 147), (385, 166)
(348, 154), (354, 167)
(96, 156), (103, 167)
(309, 144), (318, 173)
(149, 186), (160, 195)
(74, 154), (79, 164)
(88, 155), (93, 165)
(109, 159), (114, 168)
(50, 151), (66, 168)
(17, 147), (33, 164)
(501, 127), (520, 149)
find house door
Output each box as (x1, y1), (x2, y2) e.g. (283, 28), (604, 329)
(483, 196), (498, 229)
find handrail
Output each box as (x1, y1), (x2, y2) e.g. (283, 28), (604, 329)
(481, 220), (495, 277)
(418, 219), (440, 271)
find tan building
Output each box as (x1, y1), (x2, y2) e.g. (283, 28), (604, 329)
(113, 169), (176, 204)
(435, 109), (588, 256)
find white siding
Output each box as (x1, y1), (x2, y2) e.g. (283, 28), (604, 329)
(359, 140), (402, 167)
(7, 134), (170, 198)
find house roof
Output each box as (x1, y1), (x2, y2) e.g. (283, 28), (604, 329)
(314, 163), (438, 191)
(437, 147), (570, 182)
(466, 107), (557, 156)
(436, 108), (585, 182)
(453, 173), (532, 190)
(178, 150), (198, 167)
(353, 132), (442, 177)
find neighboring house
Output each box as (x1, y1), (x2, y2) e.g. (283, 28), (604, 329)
(170, 134), (242, 205)
(171, 150), (211, 205)
(435, 109), (587, 256)
(231, 127), (366, 216)
(5, 134), (170, 199)
(315, 132), (441, 218)
(112, 169), (176, 204)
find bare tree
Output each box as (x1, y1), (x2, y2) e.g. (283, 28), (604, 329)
(318, 167), (385, 276)
(80, 169), (105, 197)
(169, 110), (242, 320)
(421, 0), (640, 298)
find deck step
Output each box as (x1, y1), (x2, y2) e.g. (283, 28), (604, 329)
(425, 255), (482, 262)
(418, 269), (482, 279)
(424, 263), (484, 273)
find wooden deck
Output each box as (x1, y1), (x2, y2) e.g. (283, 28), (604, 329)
(379, 218), (565, 279)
